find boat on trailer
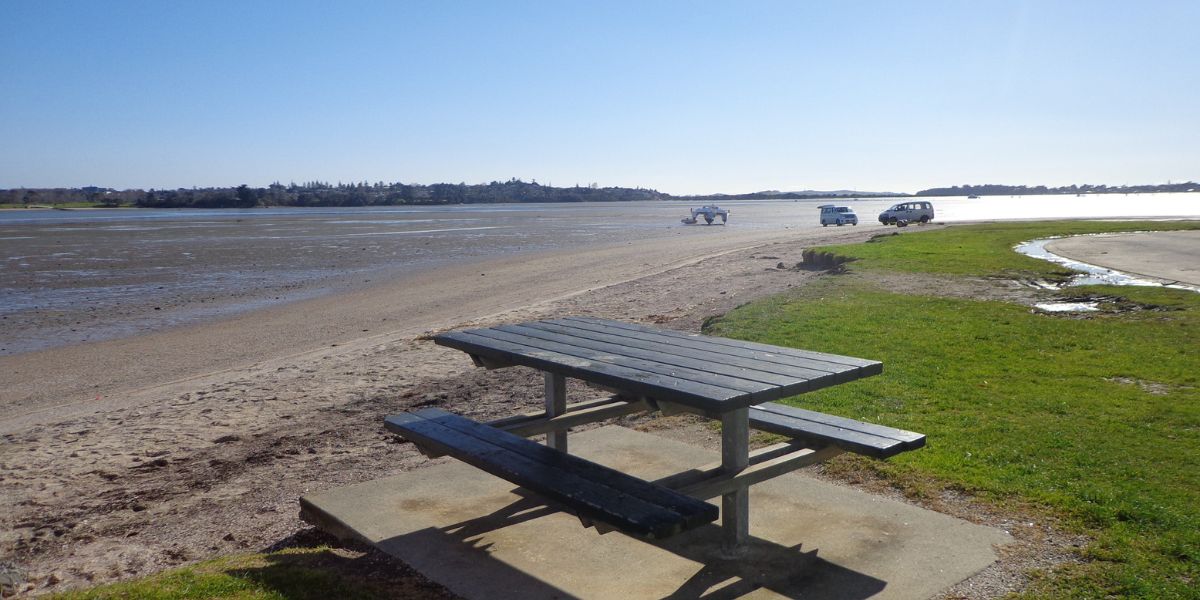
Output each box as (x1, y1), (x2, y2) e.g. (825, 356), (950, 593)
(681, 205), (729, 225)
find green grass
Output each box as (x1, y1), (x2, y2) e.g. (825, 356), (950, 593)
(48, 547), (397, 600)
(708, 221), (1200, 598)
(819, 220), (1200, 278)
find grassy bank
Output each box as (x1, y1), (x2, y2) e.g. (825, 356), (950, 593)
(807, 220), (1200, 277)
(44, 546), (435, 600)
(707, 221), (1200, 598)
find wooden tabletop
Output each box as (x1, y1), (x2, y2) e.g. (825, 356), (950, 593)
(433, 317), (882, 413)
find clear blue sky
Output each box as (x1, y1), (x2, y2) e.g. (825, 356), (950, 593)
(2, 1), (1197, 194)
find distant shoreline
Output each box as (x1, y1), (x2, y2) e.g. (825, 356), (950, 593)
(0, 205), (139, 211)
(4, 179), (1196, 210)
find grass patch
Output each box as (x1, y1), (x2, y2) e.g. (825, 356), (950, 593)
(48, 547), (404, 600)
(825, 220), (1200, 278)
(708, 221), (1200, 598)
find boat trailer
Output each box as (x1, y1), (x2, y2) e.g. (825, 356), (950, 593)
(681, 205), (729, 225)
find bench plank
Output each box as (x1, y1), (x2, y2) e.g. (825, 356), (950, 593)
(749, 402), (925, 459)
(385, 408), (718, 539)
(427, 410), (713, 519)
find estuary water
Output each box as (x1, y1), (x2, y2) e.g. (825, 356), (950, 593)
(2, 193), (1198, 355)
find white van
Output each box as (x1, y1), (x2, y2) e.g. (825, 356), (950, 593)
(818, 204), (858, 226)
(878, 201), (934, 225)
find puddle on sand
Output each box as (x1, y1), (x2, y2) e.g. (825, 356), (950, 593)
(1014, 235), (1200, 293)
(1034, 302), (1100, 313)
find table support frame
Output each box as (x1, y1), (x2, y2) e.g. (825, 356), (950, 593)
(439, 319), (883, 552)
(720, 407), (750, 554)
(544, 372), (568, 452)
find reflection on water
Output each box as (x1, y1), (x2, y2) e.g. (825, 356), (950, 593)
(927, 192), (1200, 222)
(1034, 301), (1101, 312)
(4, 192), (1198, 227)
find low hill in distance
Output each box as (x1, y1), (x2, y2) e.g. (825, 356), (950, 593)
(0, 180), (905, 209)
(683, 189), (903, 201)
(2, 180), (1195, 209)
(916, 182), (1199, 196)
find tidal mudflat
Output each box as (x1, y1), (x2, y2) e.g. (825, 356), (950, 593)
(1, 201), (825, 355)
(4, 193), (1197, 356)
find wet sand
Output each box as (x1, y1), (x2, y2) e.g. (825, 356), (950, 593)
(9, 193), (1198, 357)
(1, 204), (722, 356)
(0, 224), (875, 433)
(1044, 230), (1200, 286)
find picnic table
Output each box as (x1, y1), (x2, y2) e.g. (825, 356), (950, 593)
(387, 317), (924, 553)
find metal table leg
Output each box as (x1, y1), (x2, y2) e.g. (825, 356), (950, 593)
(721, 407), (750, 554)
(544, 372), (567, 452)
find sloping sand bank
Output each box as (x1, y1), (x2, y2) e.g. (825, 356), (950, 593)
(0, 226), (875, 432)
(1, 224), (888, 593)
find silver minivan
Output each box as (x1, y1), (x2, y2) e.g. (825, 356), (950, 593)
(818, 204), (858, 226)
(878, 201), (934, 225)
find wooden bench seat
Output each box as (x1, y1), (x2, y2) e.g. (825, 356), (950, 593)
(385, 408), (719, 539)
(749, 402), (925, 459)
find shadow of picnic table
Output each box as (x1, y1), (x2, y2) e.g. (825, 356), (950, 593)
(373, 492), (887, 600)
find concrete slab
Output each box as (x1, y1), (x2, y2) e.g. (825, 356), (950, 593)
(302, 426), (1009, 599)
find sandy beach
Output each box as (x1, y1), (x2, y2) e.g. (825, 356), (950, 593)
(7, 220), (1194, 596)
(1, 223), (893, 594)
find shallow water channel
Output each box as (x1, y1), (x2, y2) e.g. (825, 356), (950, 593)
(1014, 235), (1200, 312)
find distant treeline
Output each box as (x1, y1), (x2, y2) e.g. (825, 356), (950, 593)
(4, 179), (1197, 208)
(916, 182), (1199, 197)
(0, 179), (668, 208)
(0, 182), (903, 208)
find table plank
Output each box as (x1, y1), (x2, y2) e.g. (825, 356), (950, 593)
(470, 327), (777, 396)
(436, 330), (746, 410)
(561, 316), (883, 372)
(496, 323), (813, 388)
(552, 316), (883, 376)
(433, 318), (883, 413)
(515, 321), (836, 383)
